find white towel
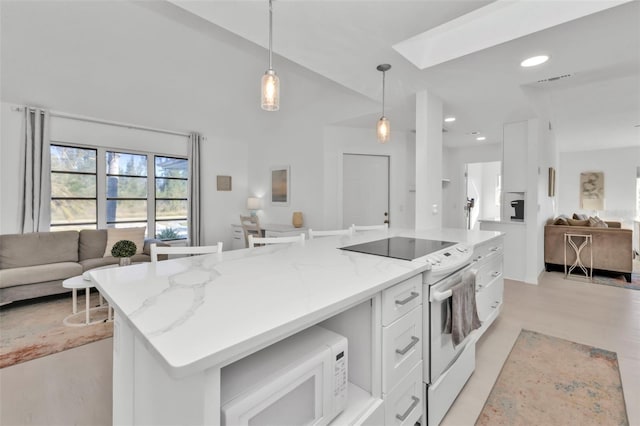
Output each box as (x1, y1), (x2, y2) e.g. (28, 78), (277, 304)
(444, 269), (481, 346)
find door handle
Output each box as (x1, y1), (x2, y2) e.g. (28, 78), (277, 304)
(396, 336), (419, 355)
(395, 396), (420, 421)
(395, 291), (419, 306)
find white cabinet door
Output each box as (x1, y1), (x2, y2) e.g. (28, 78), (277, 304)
(502, 121), (527, 192)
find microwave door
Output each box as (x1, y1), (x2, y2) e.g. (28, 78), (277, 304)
(223, 351), (329, 426)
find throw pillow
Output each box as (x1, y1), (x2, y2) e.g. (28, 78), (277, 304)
(588, 216), (608, 228)
(572, 213), (588, 220)
(103, 227), (146, 257)
(567, 218), (589, 226)
(553, 216), (569, 225)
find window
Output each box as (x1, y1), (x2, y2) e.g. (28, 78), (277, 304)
(50, 145), (97, 231)
(155, 156), (188, 240)
(106, 151), (148, 229)
(49, 145), (188, 241)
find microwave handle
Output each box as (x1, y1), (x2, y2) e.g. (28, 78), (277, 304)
(396, 396), (420, 421)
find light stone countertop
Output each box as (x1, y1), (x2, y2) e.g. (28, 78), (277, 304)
(91, 227), (501, 378)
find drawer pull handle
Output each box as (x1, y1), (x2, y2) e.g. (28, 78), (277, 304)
(491, 271), (501, 277)
(395, 292), (420, 306)
(396, 336), (420, 355)
(396, 396), (420, 421)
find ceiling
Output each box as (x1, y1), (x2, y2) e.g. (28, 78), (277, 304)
(168, 0), (640, 151)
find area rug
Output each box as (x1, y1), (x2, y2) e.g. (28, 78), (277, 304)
(476, 329), (628, 426)
(0, 292), (113, 368)
(591, 272), (640, 291)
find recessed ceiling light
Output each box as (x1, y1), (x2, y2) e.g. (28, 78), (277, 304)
(476, 136), (486, 141)
(444, 117), (456, 123)
(521, 55), (550, 67)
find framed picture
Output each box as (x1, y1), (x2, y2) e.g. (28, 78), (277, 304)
(271, 166), (290, 206)
(579, 171), (604, 210)
(217, 175), (232, 191)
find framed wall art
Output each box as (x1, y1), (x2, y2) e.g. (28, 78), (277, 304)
(271, 166), (290, 206)
(216, 175), (232, 191)
(579, 171), (604, 210)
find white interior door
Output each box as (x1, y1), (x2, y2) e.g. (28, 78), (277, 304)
(343, 154), (390, 228)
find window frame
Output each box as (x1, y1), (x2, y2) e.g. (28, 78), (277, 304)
(50, 144), (98, 230)
(49, 142), (189, 240)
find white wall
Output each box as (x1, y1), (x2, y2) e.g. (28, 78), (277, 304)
(322, 126), (415, 230)
(0, 0), (376, 248)
(442, 143), (502, 229)
(558, 146), (640, 228)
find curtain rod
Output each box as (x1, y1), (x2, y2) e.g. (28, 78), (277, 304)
(11, 106), (191, 138)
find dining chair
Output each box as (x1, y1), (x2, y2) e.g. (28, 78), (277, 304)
(150, 242), (223, 263)
(248, 233), (305, 248)
(351, 223), (389, 232)
(240, 215), (263, 248)
(308, 228), (353, 239)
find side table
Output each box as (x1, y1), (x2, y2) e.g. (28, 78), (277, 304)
(62, 275), (112, 326)
(564, 233), (593, 280)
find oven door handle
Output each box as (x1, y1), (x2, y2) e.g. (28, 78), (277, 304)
(430, 288), (452, 302)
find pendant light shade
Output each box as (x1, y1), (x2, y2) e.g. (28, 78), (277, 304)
(261, 0), (279, 111)
(376, 64), (391, 143)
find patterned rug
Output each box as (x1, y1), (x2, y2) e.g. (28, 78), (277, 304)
(0, 292), (113, 368)
(591, 272), (640, 291)
(476, 329), (628, 426)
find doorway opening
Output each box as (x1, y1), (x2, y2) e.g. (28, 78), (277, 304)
(465, 161), (501, 230)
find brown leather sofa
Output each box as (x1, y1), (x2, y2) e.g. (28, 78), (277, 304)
(0, 230), (169, 305)
(544, 219), (633, 282)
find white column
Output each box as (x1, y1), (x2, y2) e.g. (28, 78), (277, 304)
(415, 90), (443, 230)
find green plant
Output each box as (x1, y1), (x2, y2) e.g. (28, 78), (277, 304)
(111, 240), (137, 258)
(157, 227), (180, 240)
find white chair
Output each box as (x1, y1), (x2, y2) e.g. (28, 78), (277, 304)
(308, 228), (353, 239)
(351, 223), (389, 232)
(248, 233), (305, 248)
(150, 242), (223, 263)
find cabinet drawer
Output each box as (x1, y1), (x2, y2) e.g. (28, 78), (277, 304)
(476, 276), (503, 323)
(474, 254), (503, 290)
(382, 306), (422, 394)
(382, 275), (422, 326)
(384, 361), (423, 426)
(472, 238), (503, 264)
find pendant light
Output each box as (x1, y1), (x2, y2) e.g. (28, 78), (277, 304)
(261, 0), (279, 111)
(376, 64), (391, 143)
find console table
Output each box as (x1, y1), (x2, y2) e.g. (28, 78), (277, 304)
(564, 233), (593, 280)
(231, 223), (307, 250)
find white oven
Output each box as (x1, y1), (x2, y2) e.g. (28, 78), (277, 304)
(221, 326), (348, 426)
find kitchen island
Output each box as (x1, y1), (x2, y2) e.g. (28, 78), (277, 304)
(91, 227), (502, 425)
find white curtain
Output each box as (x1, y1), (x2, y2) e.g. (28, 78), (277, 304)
(188, 133), (202, 246)
(19, 108), (51, 233)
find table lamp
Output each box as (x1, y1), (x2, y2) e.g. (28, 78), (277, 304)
(247, 197), (263, 216)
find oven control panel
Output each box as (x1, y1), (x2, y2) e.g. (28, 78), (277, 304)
(421, 244), (473, 282)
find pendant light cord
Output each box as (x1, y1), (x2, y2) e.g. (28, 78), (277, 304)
(382, 70), (386, 117)
(268, 0), (273, 70)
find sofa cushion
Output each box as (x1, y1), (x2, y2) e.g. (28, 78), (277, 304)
(567, 218), (589, 226)
(553, 216), (569, 225)
(0, 262), (82, 288)
(0, 231), (79, 269)
(103, 227), (145, 257)
(79, 229), (108, 261)
(80, 254), (151, 271)
(588, 217), (608, 228)
(573, 213), (589, 220)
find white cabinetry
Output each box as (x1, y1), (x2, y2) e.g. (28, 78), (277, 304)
(472, 236), (504, 331)
(502, 121), (527, 193)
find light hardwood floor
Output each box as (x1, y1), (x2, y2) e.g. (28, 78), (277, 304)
(1, 269), (639, 426)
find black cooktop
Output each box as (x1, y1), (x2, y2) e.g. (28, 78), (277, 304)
(340, 237), (456, 261)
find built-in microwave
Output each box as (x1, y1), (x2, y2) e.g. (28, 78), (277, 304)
(221, 326), (348, 426)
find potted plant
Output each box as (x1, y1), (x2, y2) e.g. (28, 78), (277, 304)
(111, 239), (137, 266)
